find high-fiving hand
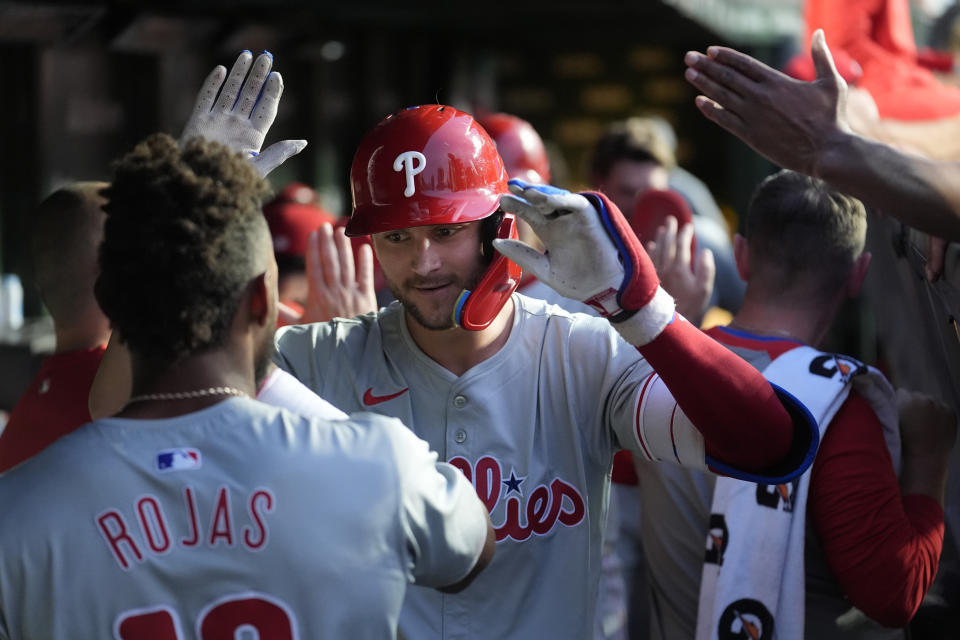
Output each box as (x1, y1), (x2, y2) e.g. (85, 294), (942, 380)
(497, 180), (675, 345)
(180, 51), (307, 177)
(302, 223), (378, 323)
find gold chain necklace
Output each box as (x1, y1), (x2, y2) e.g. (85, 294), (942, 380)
(125, 386), (248, 406)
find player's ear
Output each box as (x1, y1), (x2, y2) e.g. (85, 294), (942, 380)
(247, 272), (271, 327)
(734, 233), (749, 282)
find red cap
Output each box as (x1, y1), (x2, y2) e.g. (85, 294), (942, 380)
(631, 189), (696, 262)
(478, 112), (551, 184)
(347, 105), (508, 236)
(263, 185), (337, 258)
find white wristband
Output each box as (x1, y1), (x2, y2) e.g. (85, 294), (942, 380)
(610, 286), (676, 346)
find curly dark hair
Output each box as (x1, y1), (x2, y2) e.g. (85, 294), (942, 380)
(95, 133), (271, 362)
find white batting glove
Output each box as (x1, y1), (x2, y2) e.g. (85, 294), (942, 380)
(496, 180), (675, 345)
(179, 51), (307, 177)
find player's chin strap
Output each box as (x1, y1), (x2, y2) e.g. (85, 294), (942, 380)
(453, 212), (524, 331)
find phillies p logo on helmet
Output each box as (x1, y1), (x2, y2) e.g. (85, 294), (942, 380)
(393, 151), (426, 197)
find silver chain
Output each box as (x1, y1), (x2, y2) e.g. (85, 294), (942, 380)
(125, 386), (248, 405)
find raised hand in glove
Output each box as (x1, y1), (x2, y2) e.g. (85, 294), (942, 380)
(179, 51), (306, 177)
(496, 179), (675, 345)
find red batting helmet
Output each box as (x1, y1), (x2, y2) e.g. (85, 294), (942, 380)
(478, 113), (551, 184)
(346, 105), (509, 236)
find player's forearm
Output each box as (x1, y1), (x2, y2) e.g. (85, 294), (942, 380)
(636, 316), (793, 471)
(816, 132), (960, 240)
(810, 399), (945, 627)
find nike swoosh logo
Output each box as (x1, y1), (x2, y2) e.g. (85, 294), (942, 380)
(363, 387), (409, 406)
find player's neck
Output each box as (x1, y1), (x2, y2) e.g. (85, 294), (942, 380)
(405, 297), (515, 377)
(731, 295), (837, 347)
(117, 347), (258, 419)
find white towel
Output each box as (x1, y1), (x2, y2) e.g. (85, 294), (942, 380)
(696, 346), (898, 640)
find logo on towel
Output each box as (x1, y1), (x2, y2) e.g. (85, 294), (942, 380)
(718, 598), (773, 640)
(808, 353), (866, 382)
(705, 513), (729, 566)
(156, 448), (201, 472)
(755, 480), (799, 512)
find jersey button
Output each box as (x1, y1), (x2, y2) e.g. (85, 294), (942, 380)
(454, 430), (467, 443)
(453, 394), (468, 408)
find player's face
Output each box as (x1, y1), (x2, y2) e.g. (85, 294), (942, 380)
(372, 222), (486, 331)
(596, 159), (669, 214)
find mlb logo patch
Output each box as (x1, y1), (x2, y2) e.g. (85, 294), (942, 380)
(157, 448), (202, 472)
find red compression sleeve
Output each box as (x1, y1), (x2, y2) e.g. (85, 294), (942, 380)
(809, 392), (944, 627)
(636, 317), (793, 472)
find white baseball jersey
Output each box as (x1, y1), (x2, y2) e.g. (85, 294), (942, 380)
(275, 293), (707, 639)
(256, 366), (348, 419)
(0, 397), (488, 639)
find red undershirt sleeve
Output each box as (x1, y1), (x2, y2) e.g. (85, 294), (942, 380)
(637, 317), (794, 472)
(809, 392), (944, 627)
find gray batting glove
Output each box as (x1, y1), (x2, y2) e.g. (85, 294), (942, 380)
(179, 51), (307, 178)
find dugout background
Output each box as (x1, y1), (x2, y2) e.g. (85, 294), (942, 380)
(0, 4), (958, 631)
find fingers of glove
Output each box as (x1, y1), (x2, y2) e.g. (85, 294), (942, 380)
(507, 179), (570, 198)
(507, 180), (589, 216)
(492, 238), (551, 282)
(189, 64), (227, 119)
(334, 226), (356, 288)
(250, 71), (283, 136)
(251, 139), (307, 178)
(213, 51), (254, 113)
(675, 221), (694, 267)
(499, 194), (553, 234)
(235, 52), (274, 118)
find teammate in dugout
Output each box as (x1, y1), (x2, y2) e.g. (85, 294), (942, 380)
(0, 72), (495, 638)
(268, 104), (821, 638)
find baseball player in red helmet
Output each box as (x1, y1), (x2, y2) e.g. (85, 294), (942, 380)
(270, 103), (820, 638)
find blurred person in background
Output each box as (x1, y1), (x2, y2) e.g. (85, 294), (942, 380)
(263, 182), (337, 318)
(0, 182), (110, 473)
(590, 117), (741, 315)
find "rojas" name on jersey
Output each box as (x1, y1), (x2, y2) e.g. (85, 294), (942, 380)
(448, 455), (586, 542)
(95, 486), (274, 570)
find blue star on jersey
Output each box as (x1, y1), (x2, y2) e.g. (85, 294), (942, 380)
(502, 470), (524, 496)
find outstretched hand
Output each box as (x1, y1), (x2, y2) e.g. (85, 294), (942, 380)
(647, 218), (715, 325)
(498, 180), (675, 345)
(495, 181), (626, 309)
(683, 29), (849, 178)
(180, 51), (307, 177)
(301, 223), (377, 323)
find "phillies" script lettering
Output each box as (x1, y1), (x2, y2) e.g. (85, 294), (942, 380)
(448, 455), (585, 542)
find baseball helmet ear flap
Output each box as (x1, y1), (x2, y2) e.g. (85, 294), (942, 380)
(453, 211), (523, 331)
